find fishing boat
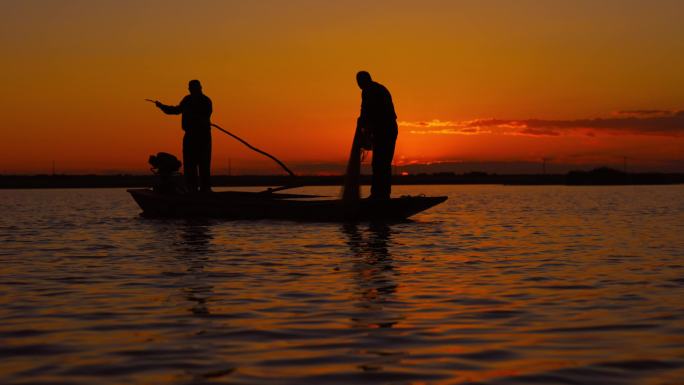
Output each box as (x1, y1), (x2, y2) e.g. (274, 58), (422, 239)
(131, 121), (446, 221)
(128, 188), (447, 221)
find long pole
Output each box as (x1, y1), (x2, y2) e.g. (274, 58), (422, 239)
(210, 123), (296, 178)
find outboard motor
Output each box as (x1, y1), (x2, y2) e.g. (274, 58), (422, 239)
(149, 152), (183, 194)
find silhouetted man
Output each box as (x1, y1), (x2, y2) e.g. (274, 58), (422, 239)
(155, 80), (213, 193)
(356, 71), (398, 200)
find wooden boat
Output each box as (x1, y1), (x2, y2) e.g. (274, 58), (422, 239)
(127, 188), (447, 221)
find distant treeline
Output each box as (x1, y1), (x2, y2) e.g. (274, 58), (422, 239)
(1, 168), (683, 189)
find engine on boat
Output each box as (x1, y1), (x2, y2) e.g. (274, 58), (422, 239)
(148, 152), (183, 194)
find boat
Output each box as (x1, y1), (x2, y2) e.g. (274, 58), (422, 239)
(127, 188), (447, 221)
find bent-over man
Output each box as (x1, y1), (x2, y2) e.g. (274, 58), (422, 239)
(356, 71), (398, 200)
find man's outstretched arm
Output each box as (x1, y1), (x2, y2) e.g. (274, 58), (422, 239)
(155, 99), (183, 115)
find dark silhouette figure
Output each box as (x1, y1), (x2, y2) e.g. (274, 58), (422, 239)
(148, 152), (182, 194)
(155, 80), (213, 193)
(356, 71), (398, 200)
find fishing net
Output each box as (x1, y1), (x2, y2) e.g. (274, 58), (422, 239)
(341, 125), (370, 202)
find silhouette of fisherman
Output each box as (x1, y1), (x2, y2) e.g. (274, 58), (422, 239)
(154, 80), (213, 193)
(356, 71), (398, 200)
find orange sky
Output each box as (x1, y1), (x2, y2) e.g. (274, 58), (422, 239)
(1, 0), (683, 174)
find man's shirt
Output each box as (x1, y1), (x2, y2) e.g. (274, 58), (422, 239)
(160, 93), (213, 134)
(359, 81), (397, 135)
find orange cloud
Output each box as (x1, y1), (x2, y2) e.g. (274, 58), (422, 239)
(405, 110), (684, 137)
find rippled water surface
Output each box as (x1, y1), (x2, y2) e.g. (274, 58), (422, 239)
(2, 185), (684, 385)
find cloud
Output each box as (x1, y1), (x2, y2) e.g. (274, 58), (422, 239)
(404, 110), (684, 137)
(517, 128), (561, 136)
(400, 119), (493, 135)
(399, 119), (457, 128)
(614, 110), (673, 116)
(408, 127), (491, 135)
(401, 119), (492, 135)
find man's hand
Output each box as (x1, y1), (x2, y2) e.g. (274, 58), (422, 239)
(154, 100), (163, 108)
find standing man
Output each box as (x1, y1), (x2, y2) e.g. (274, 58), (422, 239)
(356, 71), (398, 200)
(154, 80), (213, 193)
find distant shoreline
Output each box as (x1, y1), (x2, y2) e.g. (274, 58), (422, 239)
(2, 169), (683, 189)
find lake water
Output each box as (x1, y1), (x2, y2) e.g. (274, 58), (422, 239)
(1, 185), (684, 385)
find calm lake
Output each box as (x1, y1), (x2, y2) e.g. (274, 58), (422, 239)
(1, 185), (683, 385)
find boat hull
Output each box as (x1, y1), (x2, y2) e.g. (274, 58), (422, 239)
(127, 188), (447, 221)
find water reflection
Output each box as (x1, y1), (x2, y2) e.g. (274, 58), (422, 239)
(343, 223), (406, 372)
(344, 223), (397, 314)
(172, 220), (214, 316)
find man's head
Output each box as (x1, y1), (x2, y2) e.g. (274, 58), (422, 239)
(356, 71), (372, 90)
(188, 79), (202, 95)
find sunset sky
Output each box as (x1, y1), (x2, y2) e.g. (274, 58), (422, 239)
(2, 0), (683, 174)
